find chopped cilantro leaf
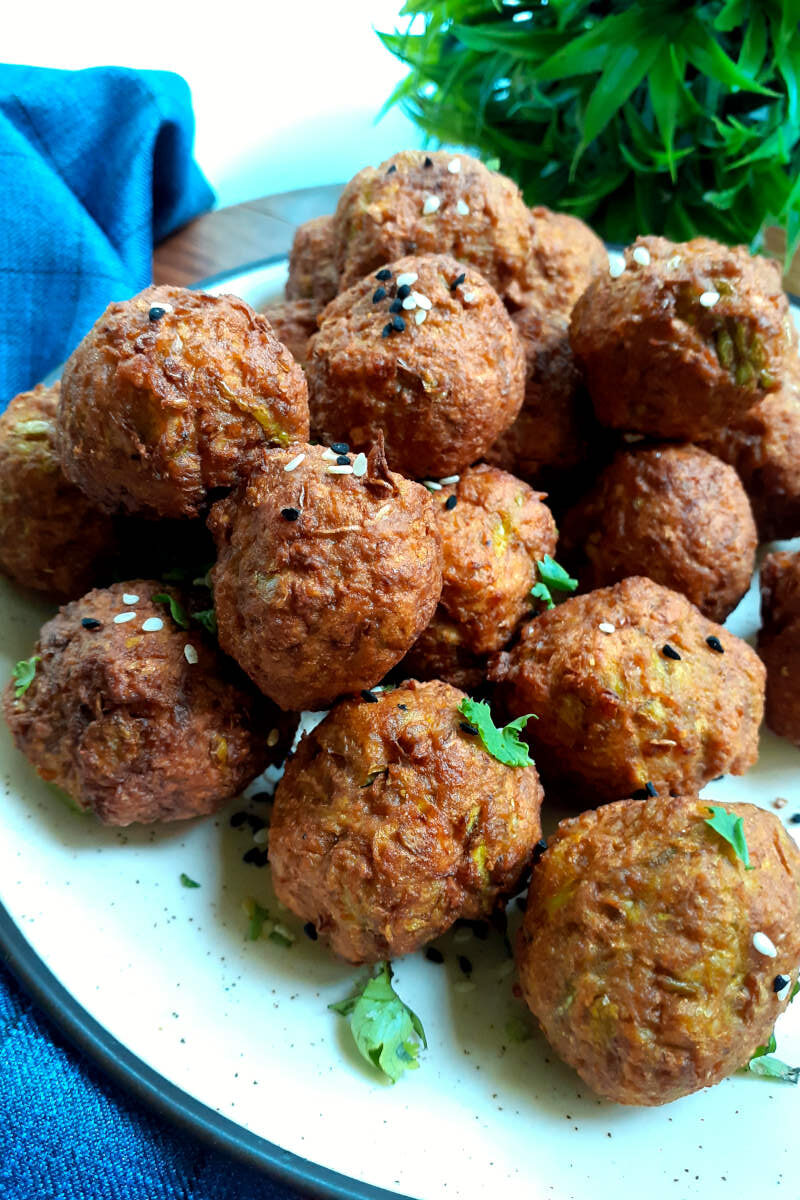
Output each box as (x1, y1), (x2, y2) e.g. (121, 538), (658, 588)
(458, 697), (535, 768)
(329, 962), (427, 1084)
(752, 1032), (777, 1059)
(704, 805), (753, 870)
(13, 656), (40, 698)
(152, 593), (190, 630)
(192, 607), (217, 636)
(530, 556), (578, 610)
(269, 924), (295, 948)
(792, 982), (800, 1002)
(244, 898), (271, 941)
(180, 873), (200, 888)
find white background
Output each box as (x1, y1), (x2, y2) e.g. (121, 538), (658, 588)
(4, 1), (423, 206)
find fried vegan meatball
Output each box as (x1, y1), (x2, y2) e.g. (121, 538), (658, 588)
(0, 382), (116, 598)
(306, 254), (525, 479)
(401, 465), (557, 686)
(759, 551), (800, 747)
(208, 442), (442, 711)
(560, 444), (757, 623)
(260, 298), (317, 367)
(517, 795), (800, 1106)
(701, 369), (800, 541)
(269, 680), (544, 963)
(526, 206), (608, 319)
(57, 285), (310, 520)
(2, 581), (294, 825)
(285, 214), (339, 309)
(570, 236), (797, 439)
(490, 576), (765, 803)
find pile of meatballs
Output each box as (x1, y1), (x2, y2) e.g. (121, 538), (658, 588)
(3, 149), (800, 1109)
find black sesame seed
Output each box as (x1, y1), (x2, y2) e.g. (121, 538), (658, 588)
(242, 847), (269, 867)
(303, 922), (318, 940)
(460, 720), (479, 735)
(361, 689), (379, 703)
(532, 838), (548, 864)
(631, 788), (649, 800)
(451, 272), (466, 291)
(280, 507), (299, 521)
(444, 494), (457, 511)
(397, 703), (408, 711)
(250, 791), (274, 804)
(376, 268), (392, 281)
(392, 315), (406, 332)
(457, 955), (473, 976)
(336, 454), (350, 466)
(81, 617), (102, 630)
(372, 287), (387, 303)
(706, 635), (724, 653)
(386, 164), (397, 175)
(389, 299), (403, 314)
(381, 323), (393, 338)
(397, 283), (411, 300)
(645, 781), (658, 797)
(230, 811), (249, 828)
(791, 814), (800, 825)
(662, 643), (681, 660)
(424, 156), (433, 168)
(331, 442), (350, 454)
(425, 947), (444, 964)
(246, 813), (266, 832)
(148, 306), (166, 321)
(774, 974), (790, 993)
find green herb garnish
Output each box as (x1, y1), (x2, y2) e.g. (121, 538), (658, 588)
(530, 556), (578, 611)
(12, 656), (40, 698)
(505, 1016), (533, 1044)
(180, 873), (200, 889)
(244, 898), (272, 941)
(191, 608), (217, 636)
(458, 697), (535, 768)
(269, 924), (295, 948)
(747, 1032), (799, 1083)
(330, 961), (427, 1084)
(704, 805), (753, 870)
(152, 593), (190, 630)
(792, 982), (800, 1002)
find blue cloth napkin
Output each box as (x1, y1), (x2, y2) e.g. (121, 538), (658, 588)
(0, 64), (215, 406)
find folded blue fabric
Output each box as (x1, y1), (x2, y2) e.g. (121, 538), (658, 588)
(0, 64), (215, 407)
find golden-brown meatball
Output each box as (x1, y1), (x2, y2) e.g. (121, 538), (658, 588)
(701, 369), (800, 541)
(208, 442), (442, 711)
(2, 581), (294, 825)
(285, 214), (339, 309)
(306, 254), (525, 479)
(260, 298), (317, 367)
(269, 680), (544, 963)
(560, 444), (757, 623)
(57, 285), (310, 520)
(517, 795), (800, 1106)
(490, 576), (765, 803)
(332, 149), (537, 307)
(526, 206), (608, 318)
(400, 465), (557, 685)
(0, 383), (116, 598)
(570, 236), (797, 439)
(759, 551), (800, 747)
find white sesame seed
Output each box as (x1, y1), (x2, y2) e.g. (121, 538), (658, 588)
(439, 475), (460, 485)
(447, 157), (461, 174)
(623, 433), (645, 443)
(423, 480), (443, 491)
(454, 980), (476, 994)
(113, 612), (136, 624)
(326, 465), (354, 475)
(456, 199), (470, 216)
(322, 447), (338, 461)
(396, 271), (418, 287)
(157, 301), (174, 313)
(453, 927), (472, 944)
(266, 727), (280, 747)
(598, 622), (615, 634)
(422, 195), (440, 215)
(141, 617), (163, 633)
(184, 644), (198, 665)
(402, 295), (417, 310)
(253, 827), (269, 845)
(412, 292), (432, 310)
(609, 260), (626, 278)
(414, 309), (427, 325)
(776, 976), (792, 1002)
(122, 593), (139, 605)
(284, 453), (305, 472)
(374, 504), (392, 520)
(632, 246), (651, 266)
(667, 255), (683, 270)
(699, 290), (720, 308)
(272, 922), (295, 944)
(352, 452), (368, 477)
(461, 290), (477, 304)
(753, 931), (778, 958)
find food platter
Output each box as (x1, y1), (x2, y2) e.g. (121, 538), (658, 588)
(1, 254), (800, 1200)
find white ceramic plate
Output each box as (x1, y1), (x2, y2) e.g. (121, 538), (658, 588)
(2, 257), (800, 1200)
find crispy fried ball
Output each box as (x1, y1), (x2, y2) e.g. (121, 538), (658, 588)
(490, 576), (765, 803)
(517, 795), (800, 1106)
(2, 581), (294, 825)
(701, 369), (800, 541)
(0, 383), (116, 598)
(401, 465), (557, 686)
(484, 306), (599, 493)
(260, 298), (317, 367)
(57, 285), (310, 519)
(333, 149), (539, 307)
(269, 679), (544, 963)
(285, 214), (339, 309)
(759, 551), (800, 747)
(208, 442), (442, 711)
(306, 254), (525, 479)
(560, 444), (757, 623)
(570, 236), (797, 439)
(527, 206), (608, 319)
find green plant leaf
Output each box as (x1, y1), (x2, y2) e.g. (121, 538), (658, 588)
(704, 805), (753, 869)
(152, 592), (190, 630)
(191, 608), (217, 636)
(330, 962), (427, 1084)
(12, 656), (40, 698)
(458, 697), (535, 767)
(180, 873), (200, 888)
(682, 19), (777, 95)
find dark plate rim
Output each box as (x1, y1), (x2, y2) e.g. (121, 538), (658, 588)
(3, 253), (413, 1200)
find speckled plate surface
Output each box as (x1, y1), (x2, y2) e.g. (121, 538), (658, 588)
(2, 259), (800, 1200)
